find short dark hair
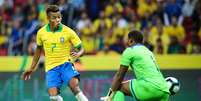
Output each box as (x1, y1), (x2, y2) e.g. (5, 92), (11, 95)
(46, 5), (60, 15)
(128, 30), (143, 43)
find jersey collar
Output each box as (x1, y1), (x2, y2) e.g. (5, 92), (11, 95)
(46, 23), (62, 32)
(131, 43), (143, 48)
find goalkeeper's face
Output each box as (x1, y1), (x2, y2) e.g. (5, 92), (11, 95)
(48, 11), (62, 28)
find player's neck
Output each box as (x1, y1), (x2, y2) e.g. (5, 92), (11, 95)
(131, 43), (143, 47)
(49, 24), (59, 32)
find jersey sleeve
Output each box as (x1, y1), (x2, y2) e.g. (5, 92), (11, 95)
(36, 30), (42, 46)
(70, 29), (82, 48)
(120, 48), (132, 67)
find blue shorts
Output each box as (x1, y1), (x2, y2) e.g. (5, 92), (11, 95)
(46, 62), (80, 89)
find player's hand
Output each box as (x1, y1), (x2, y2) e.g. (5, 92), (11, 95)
(70, 52), (81, 58)
(21, 69), (33, 80)
(100, 96), (112, 101)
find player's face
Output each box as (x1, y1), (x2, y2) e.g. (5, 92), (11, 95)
(48, 11), (62, 28)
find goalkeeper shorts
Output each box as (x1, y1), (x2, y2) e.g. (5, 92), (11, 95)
(129, 79), (169, 101)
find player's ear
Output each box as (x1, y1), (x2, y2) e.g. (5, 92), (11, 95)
(129, 39), (134, 44)
(127, 39), (133, 46)
(131, 39), (136, 45)
(47, 16), (50, 21)
(47, 13), (51, 20)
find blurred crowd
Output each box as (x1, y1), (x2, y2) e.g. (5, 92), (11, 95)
(0, 0), (201, 56)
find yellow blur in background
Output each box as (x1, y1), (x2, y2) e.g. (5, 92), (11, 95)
(0, 53), (201, 72)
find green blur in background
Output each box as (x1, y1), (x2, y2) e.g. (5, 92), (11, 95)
(0, 55), (201, 101)
(0, 70), (201, 101)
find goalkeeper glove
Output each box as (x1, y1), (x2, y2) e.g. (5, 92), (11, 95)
(100, 88), (115, 101)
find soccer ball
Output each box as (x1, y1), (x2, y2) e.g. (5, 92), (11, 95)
(165, 77), (180, 95)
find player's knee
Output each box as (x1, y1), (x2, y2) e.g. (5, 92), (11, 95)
(69, 78), (81, 95)
(50, 95), (63, 101)
(120, 80), (132, 96)
(48, 87), (59, 96)
(70, 85), (81, 95)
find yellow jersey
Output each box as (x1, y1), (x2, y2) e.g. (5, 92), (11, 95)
(36, 24), (82, 72)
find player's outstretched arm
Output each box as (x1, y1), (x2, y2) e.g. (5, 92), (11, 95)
(101, 65), (128, 101)
(21, 45), (42, 80)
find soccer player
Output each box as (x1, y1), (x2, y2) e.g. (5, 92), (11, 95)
(101, 30), (170, 101)
(21, 5), (88, 101)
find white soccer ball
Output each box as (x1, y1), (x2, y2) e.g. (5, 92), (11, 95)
(165, 77), (180, 95)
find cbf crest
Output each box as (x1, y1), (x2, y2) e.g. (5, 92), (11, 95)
(60, 37), (65, 43)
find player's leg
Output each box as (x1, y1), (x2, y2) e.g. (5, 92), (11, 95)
(61, 62), (88, 101)
(130, 79), (170, 101)
(46, 67), (63, 101)
(119, 80), (133, 96)
(48, 88), (63, 101)
(69, 77), (88, 101)
(68, 77), (80, 94)
(112, 91), (125, 101)
(112, 80), (138, 101)
(159, 92), (170, 101)
(116, 79), (170, 101)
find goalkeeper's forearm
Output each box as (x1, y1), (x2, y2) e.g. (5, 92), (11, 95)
(106, 72), (124, 99)
(109, 66), (128, 97)
(100, 71), (125, 101)
(111, 70), (125, 91)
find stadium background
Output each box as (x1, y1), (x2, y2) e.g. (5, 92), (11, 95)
(0, 0), (201, 101)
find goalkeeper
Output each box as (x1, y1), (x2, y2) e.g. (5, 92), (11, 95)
(101, 30), (170, 101)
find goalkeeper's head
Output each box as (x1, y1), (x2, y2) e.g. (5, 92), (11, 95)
(127, 30), (143, 46)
